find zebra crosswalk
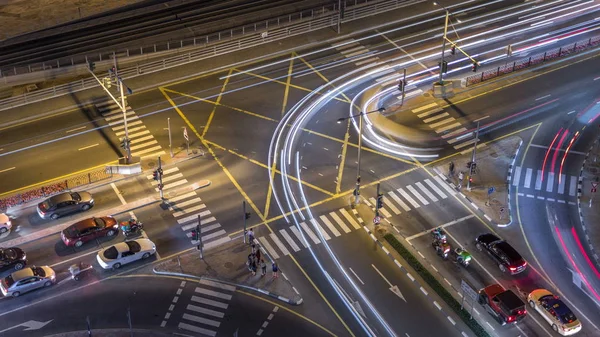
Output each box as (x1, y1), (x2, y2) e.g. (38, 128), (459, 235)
(333, 38), (380, 67)
(511, 166), (578, 198)
(410, 102), (486, 151)
(258, 175), (457, 259)
(171, 279), (236, 337)
(145, 167), (230, 247)
(96, 100), (166, 159)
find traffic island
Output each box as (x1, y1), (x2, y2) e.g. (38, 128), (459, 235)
(153, 237), (303, 305)
(433, 136), (523, 227)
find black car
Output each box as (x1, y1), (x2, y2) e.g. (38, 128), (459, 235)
(0, 247), (27, 271)
(37, 191), (94, 220)
(475, 233), (527, 275)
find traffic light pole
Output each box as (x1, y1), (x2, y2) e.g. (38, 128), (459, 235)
(375, 183), (380, 217)
(197, 216), (203, 259)
(466, 121), (480, 191)
(355, 113), (363, 206)
(401, 68), (407, 105)
(120, 80), (132, 163)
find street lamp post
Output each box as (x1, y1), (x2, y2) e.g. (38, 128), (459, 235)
(337, 107), (385, 205)
(435, 2), (450, 85)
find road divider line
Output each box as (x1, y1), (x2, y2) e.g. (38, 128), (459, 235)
(349, 267), (365, 285)
(78, 143), (100, 151)
(66, 126), (86, 133)
(0, 167), (16, 173)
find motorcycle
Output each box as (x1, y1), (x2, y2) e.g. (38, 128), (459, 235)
(433, 238), (451, 259)
(120, 220), (144, 238)
(454, 248), (472, 268)
(431, 228), (447, 242)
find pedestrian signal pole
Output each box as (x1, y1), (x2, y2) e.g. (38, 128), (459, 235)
(466, 121), (480, 191)
(243, 201), (247, 244)
(197, 215), (203, 259)
(375, 183), (382, 217)
(157, 156), (164, 199)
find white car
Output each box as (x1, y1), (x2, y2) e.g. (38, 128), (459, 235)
(96, 239), (156, 270)
(0, 213), (12, 234)
(528, 289), (582, 335)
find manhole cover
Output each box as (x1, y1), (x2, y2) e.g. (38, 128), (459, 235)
(423, 92), (431, 98)
(224, 262), (233, 269)
(490, 151), (499, 159)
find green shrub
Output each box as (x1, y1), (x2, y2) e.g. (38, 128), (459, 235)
(384, 234), (490, 337)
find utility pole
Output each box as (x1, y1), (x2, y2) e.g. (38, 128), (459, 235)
(401, 68), (407, 105)
(375, 183), (381, 217)
(466, 121), (480, 191)
(168, 118), (173, 158)
(86, 316), (91, 337)
(158, 156), (164, 199)
(355, 113), (364, 206)
(337, 0), (342, 34)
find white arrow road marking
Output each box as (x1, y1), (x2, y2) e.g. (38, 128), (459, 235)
(0, 320), (53, 333)
(371, 264), (406, 302)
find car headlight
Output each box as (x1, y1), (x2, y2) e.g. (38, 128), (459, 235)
(50, 275), (55, 280)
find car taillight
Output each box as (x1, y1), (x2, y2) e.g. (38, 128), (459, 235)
(517, 309), (526, 315)
(509, 266), (517, 271)
(522, 261), (527, 267)
(507, 316), (515, 322)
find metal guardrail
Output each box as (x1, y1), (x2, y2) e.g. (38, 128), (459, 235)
(465, 35), (600, 87)
(0, 0), (419, 111)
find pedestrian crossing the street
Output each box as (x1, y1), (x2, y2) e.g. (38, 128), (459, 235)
(145, 167), (231, 247)
(511, 166), (579, 202)
(410, 102), (486, 151)
(168, 279), (236, 337)
(96, 101), (166, 159)
(257, 175), (457, 259)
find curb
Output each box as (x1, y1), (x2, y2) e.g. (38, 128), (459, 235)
(576, 138), (600, 266)
(349, 207), (476, 337)
(152, 268), (303, 305)
(434, 139), (523, 228)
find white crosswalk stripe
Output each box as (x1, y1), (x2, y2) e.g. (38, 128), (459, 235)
(510, 166), (579, 198)
(416, 182), (438, 202)
(434, 175), (457, 196)
(407, 185), (429, 205)
(334, 39), (380, 67)
(259, 237), (280, 260)
(340, 208), (362, 229)
(329, 212), (351, 233)
(172, 282), (235, 337)
(280, 229), (301, 252)
(311, 218), (331, 241)
(269, 233), (290, 256)
(369, 197), (392, 218)
(290, 226), (309, 248)
(319, 215), (341, 237)
(383, 196), (401, 215)
(388, 191), (410, 211)
(300, 222), (320, 245)
(424, 179), (447, 199)
(397, 187), (420, 208)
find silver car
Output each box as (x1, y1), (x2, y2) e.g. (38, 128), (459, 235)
(0, 213), (12, 234)
(0, 266), (56, 297)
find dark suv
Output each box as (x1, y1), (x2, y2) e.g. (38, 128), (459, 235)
(37, 191), (94, 220)
(479, 284), (527, 325)
(0, 247), (27, 271)
(476, 233), (527, 274)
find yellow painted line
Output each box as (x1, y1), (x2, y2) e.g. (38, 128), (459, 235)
(236, 290), (338, 337)
(0, 160), (118, 198)
(0, 167), (16, 174)
(204, 140), (334, 197)
(161, 87), (355, 336)
(203, 68), (233, 138)
(336, 119), (351, 194)
(378, 30), (433, 74)
(295, 53), (352, 104)
(514, 123), (559, 290)
(78, 143), (99, 151)
(282, 54), (294, 117)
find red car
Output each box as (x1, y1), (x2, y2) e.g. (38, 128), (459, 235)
(61, 217), (118, 247)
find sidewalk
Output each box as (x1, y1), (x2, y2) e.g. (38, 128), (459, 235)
(576, 138), (600, 266)
(153, 236), (303, 305)
(432, 136), (523, 227)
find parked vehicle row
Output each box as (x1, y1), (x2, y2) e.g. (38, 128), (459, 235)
(1, 190), (157, 299)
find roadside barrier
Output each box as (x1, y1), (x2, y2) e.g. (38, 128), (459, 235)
(466, 35), (600, 87)
(0, 167), (112, 212)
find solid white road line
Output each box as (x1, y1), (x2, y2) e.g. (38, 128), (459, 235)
(78, 143), (99, 151)
(0, 167), (16, 173)
(349, 267), (365, 285)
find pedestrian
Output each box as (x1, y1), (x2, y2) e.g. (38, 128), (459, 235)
(251, 243), (257, 255)
(272, 262), (279, 278)
(260, 259), (267, 276)
(251, 259), (257, 276)
(458, 171), (464, 189)
(247, 228), (255, 244)
(255, 247), (261, 262)
(449, 161), (455, 176)
(247, 254), (253, 272)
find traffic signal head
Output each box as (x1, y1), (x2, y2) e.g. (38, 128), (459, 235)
(245, 212), (251, 220)
(120, 138), (129, 149)
(191, 229), (198, 240)
(439, 61), (448, 74)
(158, 183), (164, 190)
(472, 61), (478, 72)
(88, 61), (96, 72)
(451, 45), (456, 55)
(153, 170), (159, 181)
